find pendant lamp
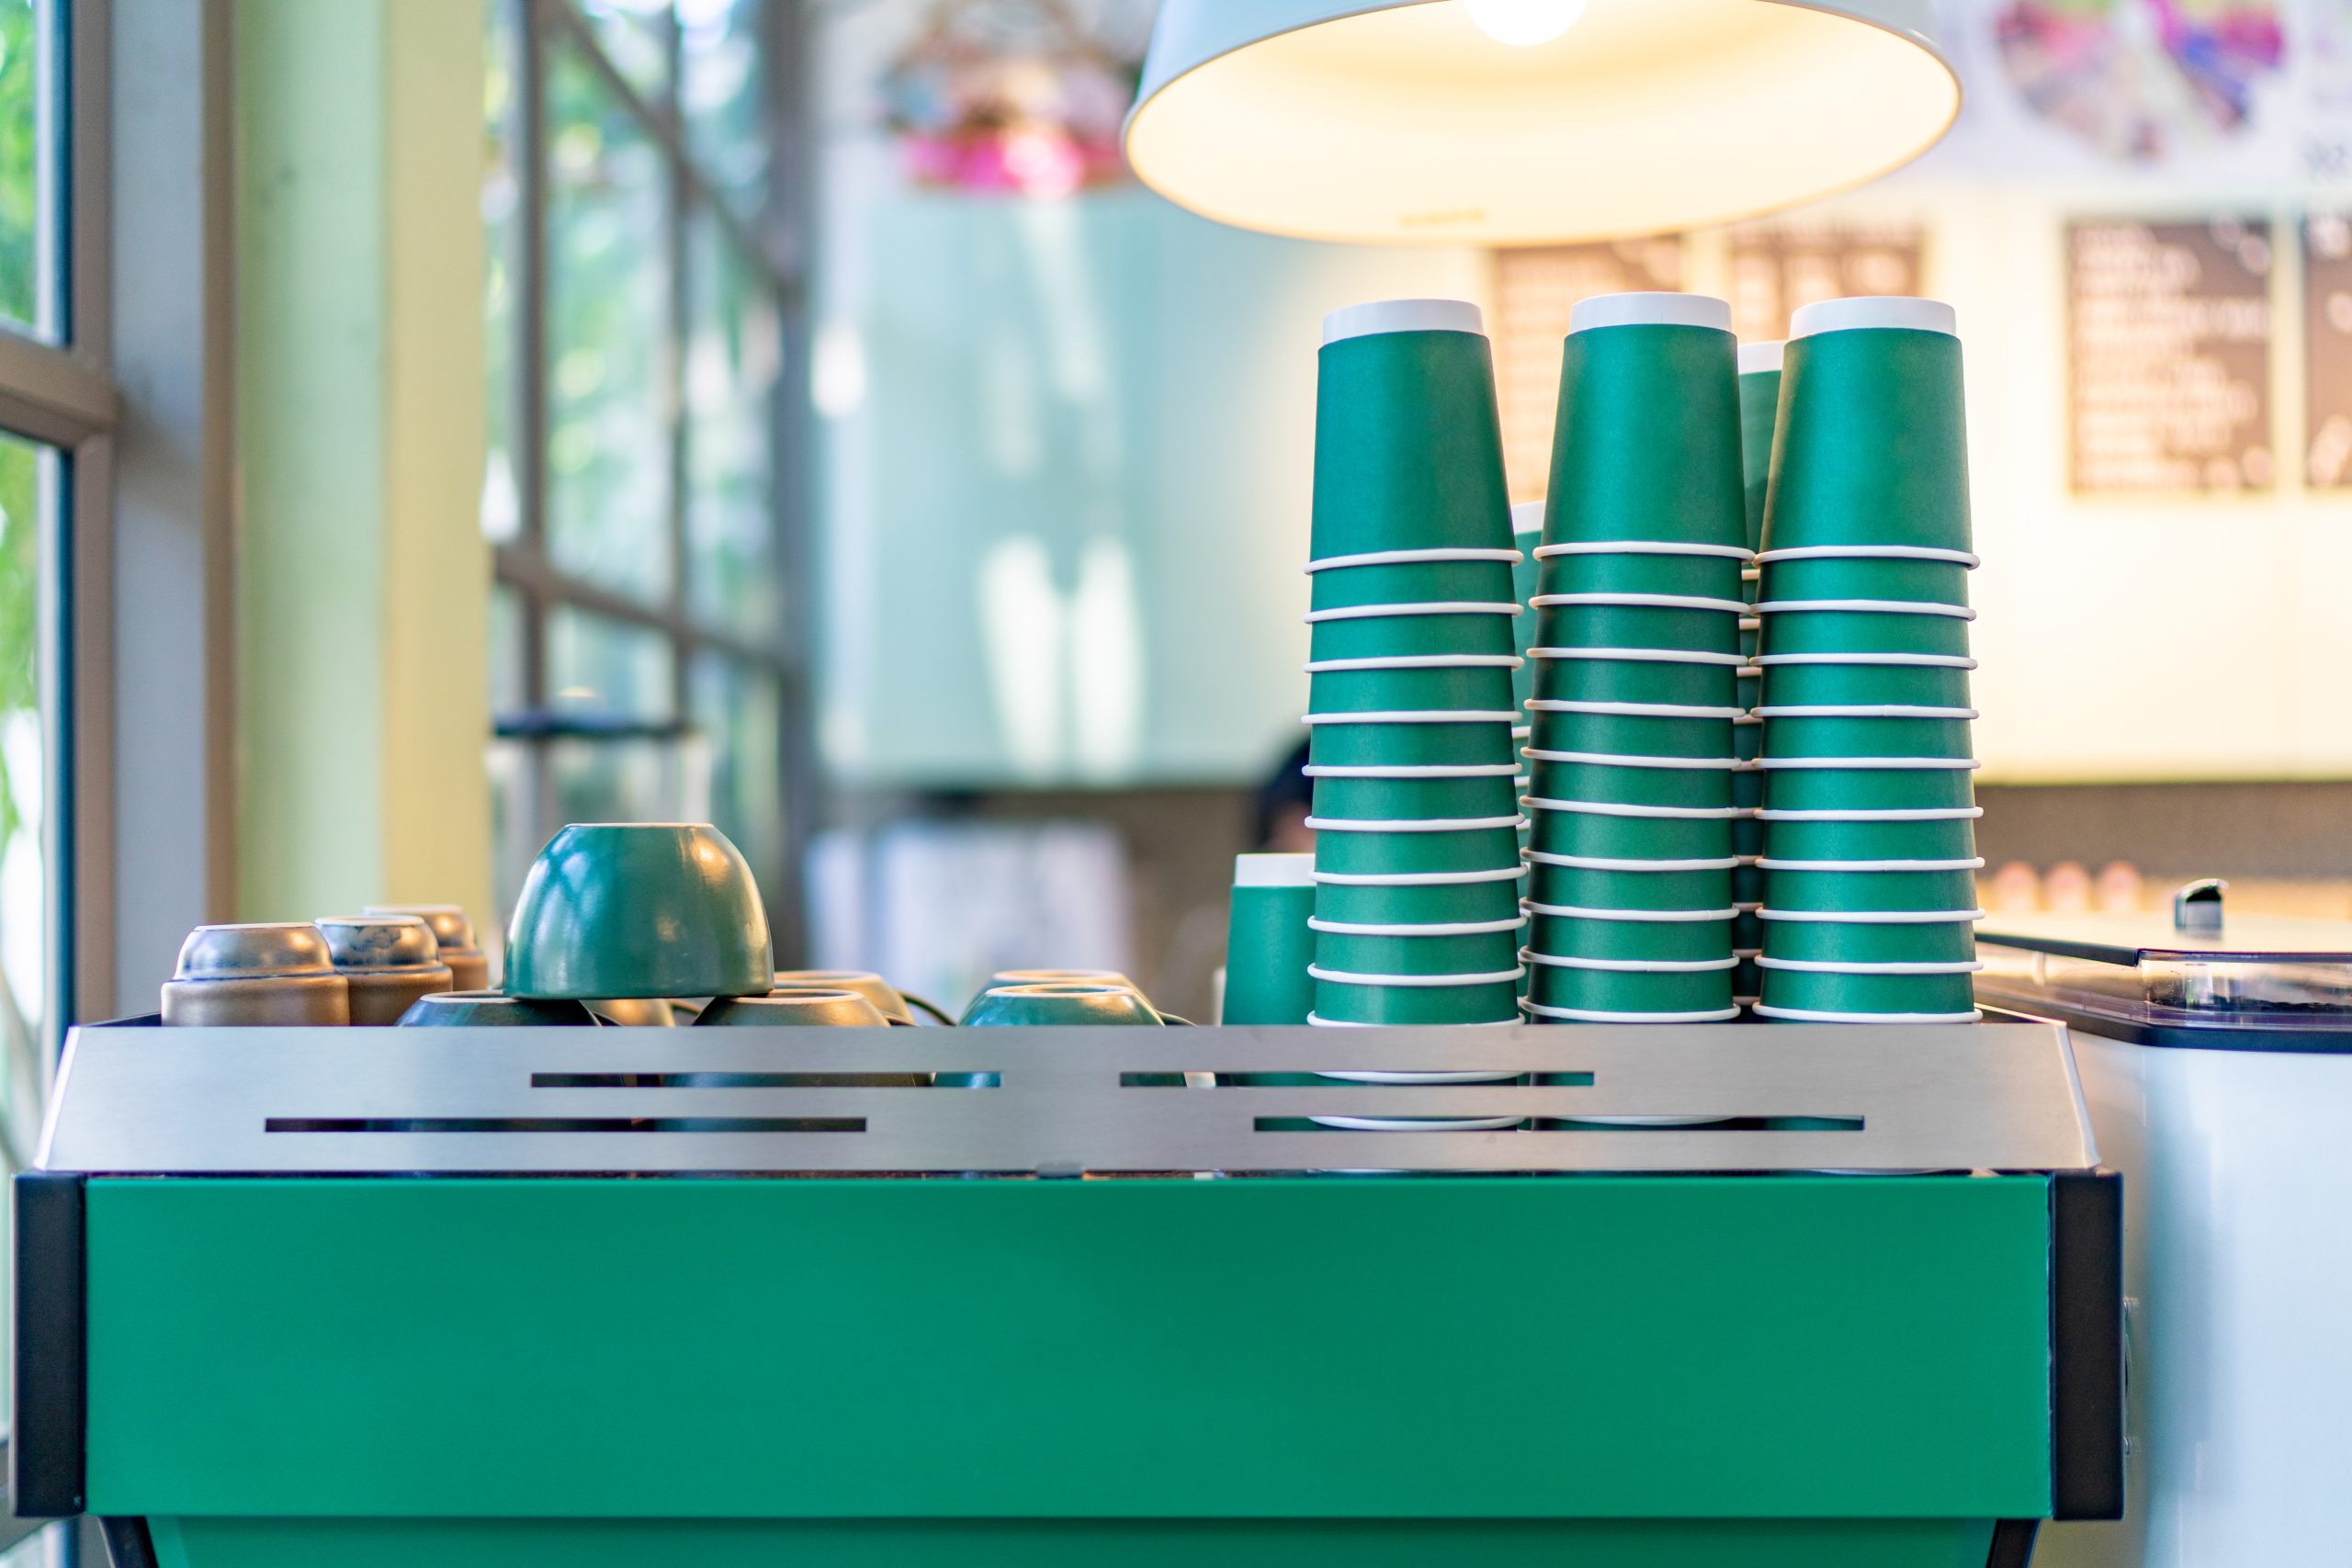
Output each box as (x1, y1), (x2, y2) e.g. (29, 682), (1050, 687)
(1123, 0), (1959, 245)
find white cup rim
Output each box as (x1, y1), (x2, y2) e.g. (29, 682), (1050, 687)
(1526, 646), (1746, 667)
(1758, 545), (1979, 567)
(1758, 856), (1986, 872)
(1310, 915), (1529, 937)
(1305, 601), (1519, 624)
(1306, 814), (1526, 833)
(1523, 902), (1738, 921)
(1307, 964), (1527, 988)
(1532, 592), (1747, 614)
(1758, 907), (1987, 924)
(1754, 1003), (1984, 1023)
(1306, 547), (1522, 573)
(1521, 796), (1743, 820)
(1521, 998), (1742, 1023)
(1314, 866), (1529, 886)
(1522, 851), (1739, 872)
(1521, 950), (1740, 973)
(1754, 598), (1975, 620)
(1533, 540), (1753, 561)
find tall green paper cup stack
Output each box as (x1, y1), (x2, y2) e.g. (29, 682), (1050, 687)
(1754, 298), (1984, 1023)
(1731, 341), (1781, 1004)
(1519, 293), (1747, 1023)
(1304, 299), (1528, 1042)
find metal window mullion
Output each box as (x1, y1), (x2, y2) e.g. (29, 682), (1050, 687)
(493, 545), (786, 671)
(764, 0), (815, 965)
(662, 6), (689, 726)
(515, 0), (552, 712)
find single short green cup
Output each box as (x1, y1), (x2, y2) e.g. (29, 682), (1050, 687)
(1755, 605), (1973, 660)
(1225, 854), (1316, 1026)
(1758, 964), (1977, 1017)
(1544, 297), (1745, 550)
(1309, 718), (1518, 769)
(1761, 812), (1979, 862)
(1760, 660), (1973, 709)
(1311, 771), (1521, 822)
(699, 988), (893, 1027)
(1759, 917), (1979, 966)
(961, 983), (1165, 1027)
(1759, 552), (1972, 605)
(1737, 343), (1782, 556)
(1523, 909), (1735, 964)
(1310, 662), (1519, 715)
(1310, 556), (1519, 611)
(1764, 863), (1983, 913)
(1760, 299), (1970, 557)
(1309, 607), (1520, 662)
(1312, 924), (1525, 976)
(396, 992), (601, 1027)
(1312, 822), (1524, 876)
(1530, 652), (1738, 709)
(1535, 547), (1746, 602)
(1315, 873), (1524, 928)
(1521, 754), (1737, 812)
(504, 822), (775, 1000)
(1525, 859), (1734, 911)
(1310, 973), (1521, 1026)
(1528, 706), (1736, 759)
(1523, 802), (1736, 862)
(1524, 958), (1736, 1016)
(1761, 761), (1979, 813)
(1761, 711), (1973, 760)
(1532, 600), (1743, 657)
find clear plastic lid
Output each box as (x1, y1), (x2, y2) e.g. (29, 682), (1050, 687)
(1977, 908), (2352, 1037)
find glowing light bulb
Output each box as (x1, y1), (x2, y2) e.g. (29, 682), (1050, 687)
(1464, 0), (1587, 47)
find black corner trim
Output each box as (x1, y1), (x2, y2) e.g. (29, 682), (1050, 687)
(1986, 1518), (2040, 1568)
(2052, 1168), (2124, 1520)
(100, 1517), (160, 1568)
(12, 1171), (86, 1517)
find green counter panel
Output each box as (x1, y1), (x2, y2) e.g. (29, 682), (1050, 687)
(86, 1176), (2052, 1520)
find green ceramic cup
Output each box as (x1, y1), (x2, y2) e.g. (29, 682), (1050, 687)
(1530, 652), (1738, 709)
(988, 967), (1138, 994)
(1311, 924), (1527, 976)
(774, 970), (922, 1026)
(593, 997), (682, 1027)
(1309, 605), (1521, 662)
(1527, 706), (1737, 759)
(1522, 909), (1735, 964)
(1535, 547), (1746, 603)
(1531, 601), (1743, 657)
(1310, 555), (1519, 611)
(961, 983), (1165, 1027)
(1310, 662), (1520, 715)
(1314, 873), (1525, 928)
(1311, 771), (1521, 822)
(1760, 812), (1979, 862)
(1309, 718), (1519, 769)
(1737, 343), (1782, 556)
(1525, 859), (1734, 911)
(1311, 302), (1514, 562)
(1761, 711), (1974, 760)
(396, 991), (601, 1027)
(1521, 753), (1737, 812)
(1523, 802), (1736, 862)
(1755, 604), (1973, 660)
(1763, 863), (1984, 913)
(1759, 917), (1979, 966)
(1759, 551), (1973, 605)
(1312, 822), (1525, 876)
(1761, 761), (1980, 813)
(1310, 972), (1521, 1026)
(504, 822), (775, 1000)
(1524, 957), (1737, 1017)
(1759, 660), (1973, 709)
(698, 988), (893, 1027)
(1544, 299), (1746, 550)
(1225, 854), (1317, 1026)
(1758, 964), (1978, 1017)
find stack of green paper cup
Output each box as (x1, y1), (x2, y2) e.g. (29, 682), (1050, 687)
(1304, 299), (1528, 1041)
(1510, 500), (1544, 858)
(1754, 297), (1984, 1023)
(1731, 340), (1781, 1004)
(1519, 292), (1747, 1024)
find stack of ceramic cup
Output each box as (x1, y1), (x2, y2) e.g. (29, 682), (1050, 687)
(1753, 297), (1984, 1024)
(1518, 293), (1748, 1023)
(1302, 299), (1528, 1032)
(1732, 341), (1783, 1008)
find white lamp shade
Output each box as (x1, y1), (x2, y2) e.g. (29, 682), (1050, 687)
(1124, 0), (1960, 246)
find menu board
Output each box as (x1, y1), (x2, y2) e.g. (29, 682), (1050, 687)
(1725, 220), (1925, 344)
(2067, 220), (2274, 493)
(2305, 215), (2352, 488)
(1490, 240), (1682, 501)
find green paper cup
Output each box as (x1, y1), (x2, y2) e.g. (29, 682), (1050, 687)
(1310, 553), (1520, 611)
(1535, 546), (1747, 602)
(1312, 820), (1523, 876)
(1759, 659), (1973, 709)
(1761, 299), (1969, 556)
(1732, 765), (1764, 809)
(1737, 343), (1782, 556)
(1733, 716), (1762, 762)
(1761, 760), (1979, 813)
(1523, 801), (1737, 862)
(1544, 296), (1746, 550)
(1734, 908), (1765, 950)
(1759, 550), (1973, 605)
(1313, 301), (1514, 563)
(1759, 915), (1980, 966)
(1225, 854), (1317, 1026)
(1757, 962), (1978, 1017)
(1761, 710), (1973, 760)
(1755, 605), (1973, 660)
(1526, 857), (1735, 911)
(1314, 871), (1525, 928)
(1735, 953), (1763, 1002)
(1309, 604), (1521, 661)
(1312, 922), (1526, 976)
(1759, 811), (1979, 861)
(1521, 752), (1738, 811)
(1309, 718), (1518, 769)
(1763, 861), (1984, 913)
(1731, 812), (1765, 859)
(1530, 651), (1739, 708)
(1309, 970), (1522, 1026)
(1531, 599), (1743, 657)
(1739, 624), (1761, 660)
(1525, 955), (1738, 1017)
(1310, 662), (1518, 714)
(1523, 908), (1736, 964)
(1310, 771), (1521, 821)
(1527, 705), (1737, 759)
(1733, 860), (1766, 906)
